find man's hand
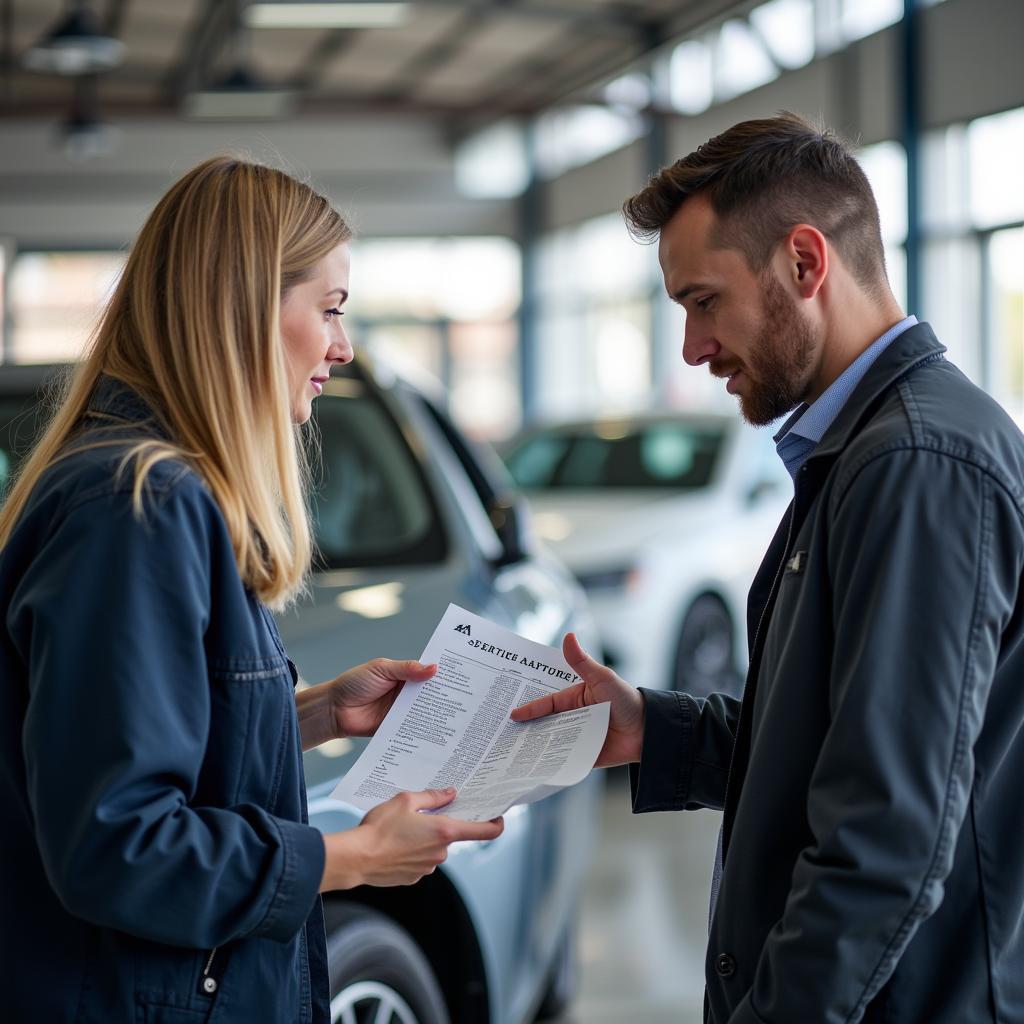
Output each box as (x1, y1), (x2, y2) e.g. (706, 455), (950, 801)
(510, 633), (645, 767)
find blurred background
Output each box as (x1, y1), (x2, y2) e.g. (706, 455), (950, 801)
(1, 1), (1022, 1022)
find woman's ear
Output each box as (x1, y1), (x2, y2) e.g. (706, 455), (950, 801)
(784, 224), (828, 299)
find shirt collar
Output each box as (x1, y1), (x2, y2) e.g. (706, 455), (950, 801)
(774, 315), (918, 447)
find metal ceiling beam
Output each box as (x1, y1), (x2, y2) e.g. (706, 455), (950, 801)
(1, 0), (13, 108)
(289, 27), (365, 91)
(104, 0), (131, 37)
(164, 0), (238, 100)
(375, 5), (493, 103)
(416, 0), (646, 34)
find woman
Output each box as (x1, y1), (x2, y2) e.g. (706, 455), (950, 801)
(0, 156), (502, 1023)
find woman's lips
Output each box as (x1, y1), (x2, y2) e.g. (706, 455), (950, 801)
(310, 378), (324, 395)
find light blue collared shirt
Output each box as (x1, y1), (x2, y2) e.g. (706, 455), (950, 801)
(773, 315), (919, 478)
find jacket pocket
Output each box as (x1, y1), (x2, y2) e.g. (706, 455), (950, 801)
(200, 657), (296, 812)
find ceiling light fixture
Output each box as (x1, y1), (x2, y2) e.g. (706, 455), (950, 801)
(244, 2), (410, 30)
(22, 1), (125, 76)
(184, 65), (296, 120)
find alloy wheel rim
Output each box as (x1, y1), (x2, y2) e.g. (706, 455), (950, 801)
(330, 980), (420, 1024)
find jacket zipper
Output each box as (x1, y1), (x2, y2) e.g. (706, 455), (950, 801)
(198, 947), (220, 996)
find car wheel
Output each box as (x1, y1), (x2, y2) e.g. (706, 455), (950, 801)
(533, 920), (578, 1021)
(327, 904), (451, 1024)
(672, 594), (739, 698)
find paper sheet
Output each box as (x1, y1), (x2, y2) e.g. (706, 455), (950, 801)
(329, 604), (609, 821)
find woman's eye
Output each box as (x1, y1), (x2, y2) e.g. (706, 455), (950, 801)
(324, 307), (345, 320)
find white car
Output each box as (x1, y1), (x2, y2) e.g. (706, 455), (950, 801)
(501, 412), (791, 698)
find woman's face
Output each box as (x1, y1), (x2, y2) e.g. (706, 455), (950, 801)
(280, 242), (354, 424)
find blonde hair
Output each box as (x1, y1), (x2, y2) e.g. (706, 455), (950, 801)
(0, 156), (351, 609)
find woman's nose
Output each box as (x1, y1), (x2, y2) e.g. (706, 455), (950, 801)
(328, 328), (354, 365)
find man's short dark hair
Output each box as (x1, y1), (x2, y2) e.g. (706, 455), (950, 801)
(623, 112), (888, 294)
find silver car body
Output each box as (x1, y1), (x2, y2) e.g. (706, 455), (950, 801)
(504, 413), (791, 696)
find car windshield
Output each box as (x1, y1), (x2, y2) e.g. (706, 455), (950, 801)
(503, 421), (726, 490)
(1, 372), (446, 568)
(309, 377), (444, 567)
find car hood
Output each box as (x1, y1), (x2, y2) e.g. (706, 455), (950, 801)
(276, 564), (469, 684)
(523, 489), (728, 571)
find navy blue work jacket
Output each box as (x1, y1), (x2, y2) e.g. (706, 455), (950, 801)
(0, 377), (330, 1023)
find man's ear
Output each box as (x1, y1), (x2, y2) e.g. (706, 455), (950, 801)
(783, 224), (828, 299)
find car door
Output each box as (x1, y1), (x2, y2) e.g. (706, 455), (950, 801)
(406, 389), (601, 1023)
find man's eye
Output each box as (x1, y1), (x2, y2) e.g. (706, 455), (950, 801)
(696, 296), (714, 312)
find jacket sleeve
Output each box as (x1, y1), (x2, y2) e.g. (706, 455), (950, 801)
(11, 476), (325, 949)
(630, 688), (740, 812)
(729, 448), (1023, 1024)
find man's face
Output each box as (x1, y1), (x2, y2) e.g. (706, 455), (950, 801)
(658, 196), (819, 426)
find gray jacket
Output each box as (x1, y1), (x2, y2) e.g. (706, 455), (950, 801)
(631, 323), (1024, 1023)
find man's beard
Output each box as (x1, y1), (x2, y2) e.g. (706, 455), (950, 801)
(713, 274), (817, 426)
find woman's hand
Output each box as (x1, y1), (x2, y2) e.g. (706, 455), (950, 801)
(320, 789), (504, 890)
(296, 658), (437, 750)
(510, 633), (646, 767)
(330, 658), (437, 738)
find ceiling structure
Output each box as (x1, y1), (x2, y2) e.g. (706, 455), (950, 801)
(1, 0), (746, 128)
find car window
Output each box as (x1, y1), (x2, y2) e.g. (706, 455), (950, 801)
(503, 434), (571, 489)
(0, 393), (52, 499)
(504, 422), (725, 490)
(310, 379), (446, 568)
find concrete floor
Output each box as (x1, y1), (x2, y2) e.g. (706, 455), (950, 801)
(550, 769), (722, 1024)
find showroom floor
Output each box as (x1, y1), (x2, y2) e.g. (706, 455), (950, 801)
(550, 769), (721, 1024)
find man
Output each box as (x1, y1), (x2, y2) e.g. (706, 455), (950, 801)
(512, 112), (1024, 1023)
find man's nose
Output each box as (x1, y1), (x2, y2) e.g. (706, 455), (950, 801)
(682, 319), (719, 367)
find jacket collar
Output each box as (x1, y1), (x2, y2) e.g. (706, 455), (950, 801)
(85, 374), (170, 438)
(805, 321), (945, 467)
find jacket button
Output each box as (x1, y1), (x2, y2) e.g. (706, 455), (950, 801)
(715, 953), (736, 978)
(202, 977), (218, 994)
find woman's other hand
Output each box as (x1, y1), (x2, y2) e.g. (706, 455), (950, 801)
(320, 789), (504, 890)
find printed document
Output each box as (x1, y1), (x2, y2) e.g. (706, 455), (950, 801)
(330, 604), (609, 821)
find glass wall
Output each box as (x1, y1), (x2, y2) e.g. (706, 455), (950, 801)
(1, 237), (522, 441)
(6, 251), (125, 364)
(532, 213), (660, 422)
(920, 105), (1024, 422)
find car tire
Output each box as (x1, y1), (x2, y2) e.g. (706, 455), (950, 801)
(326, 903), (451, 1024)
(533, 921), (578, 1021)
(672, 593), (739, 698)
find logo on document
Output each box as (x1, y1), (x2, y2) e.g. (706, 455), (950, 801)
(454, 623), (472, 636)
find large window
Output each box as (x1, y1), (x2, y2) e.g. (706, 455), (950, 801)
(6, 251), (125, 364)
(920, 105), (1024, 421)
(857, 140), (908, 308)
(987, 228), (1024, 424)
(1, 239), (522, 442)
(350, 236), (521, 440)
(532, 213), (660, 421)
